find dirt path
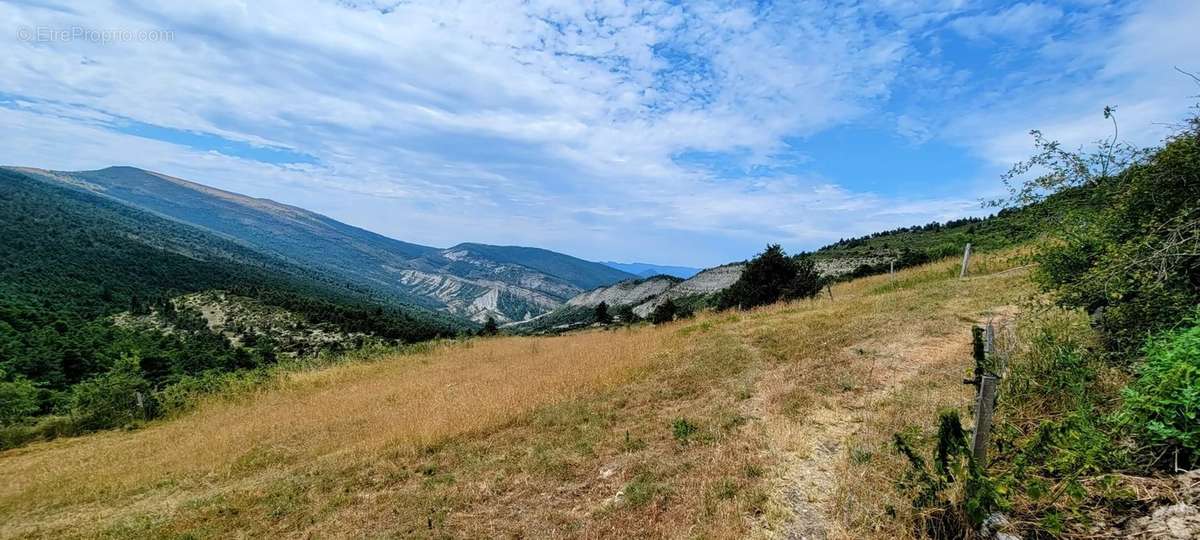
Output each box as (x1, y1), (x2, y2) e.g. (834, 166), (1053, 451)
(750, 304), (1020, 539)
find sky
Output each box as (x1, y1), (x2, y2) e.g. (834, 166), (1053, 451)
(1, 0), (1197, 267)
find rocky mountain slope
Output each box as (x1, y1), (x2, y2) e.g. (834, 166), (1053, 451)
(4, 166), (633, 323)
(522, 255), (905, 331)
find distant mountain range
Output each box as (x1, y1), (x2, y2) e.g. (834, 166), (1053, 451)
(3, 166), (634, 323)
(600, 261), (701, 279)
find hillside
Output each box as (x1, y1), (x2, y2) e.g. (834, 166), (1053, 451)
(0, 249), (1033, 538)
(113, 291), (378, 358)
(0, 168), (465, 443)
(518, 256), (895, 332)
(4, 167), (635, 322)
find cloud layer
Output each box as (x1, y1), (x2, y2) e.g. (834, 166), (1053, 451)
(2, 0), (1196, 266)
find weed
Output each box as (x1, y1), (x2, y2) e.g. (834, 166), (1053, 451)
(624, 471), (668, 508)
(672, 418), (699, 444)
(713, 478), (738, 500)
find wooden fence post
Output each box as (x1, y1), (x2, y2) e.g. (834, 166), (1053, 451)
(959, 243), (972, 278)
(825, 283), (834, 301)
(972, 375), (998, 465)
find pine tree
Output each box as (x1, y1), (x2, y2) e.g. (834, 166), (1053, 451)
(594, 301), (613, 324)
(650, 299), (677, 324)
(479, 316), (499, 336)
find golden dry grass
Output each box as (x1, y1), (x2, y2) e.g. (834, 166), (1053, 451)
(0, 249), (1034, 539)
(0, 330), (669, 536)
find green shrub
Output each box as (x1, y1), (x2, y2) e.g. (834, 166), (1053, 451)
(1013, 119), (1200, 357)
(155, 368), (275, 418)
(1118, 312), (1200, 468)
(650, 300), (677, 324)
(616, 304), (640, 324)
(718, 244), (821, 310)
(0, 371), (39, 425)
(671, 417), (698, 443)
(69, 354), (153, 431)
(0, 415), (77, 450)
(594, 302), (613, 324)
(893, 410), (1003, 538)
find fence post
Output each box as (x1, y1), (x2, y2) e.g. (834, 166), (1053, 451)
(890, 260), (895, 282)
(959, 243), (972, 278)
(826, 283), (834, 301)
(972, 375), (998, 465)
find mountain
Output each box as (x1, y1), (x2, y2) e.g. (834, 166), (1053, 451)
(5, 166), (634, 323)
(601, 261), (700, 279)
(511, 264), (746, 332)
(0, 167), (463, 394)
(519, 251), (913, 332)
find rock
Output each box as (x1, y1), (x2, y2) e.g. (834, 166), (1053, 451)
(1125, 503), (1200, 539)
(981, 512), (1021, 540)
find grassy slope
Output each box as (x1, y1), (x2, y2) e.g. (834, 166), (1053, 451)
(0, 250), (1032, 538)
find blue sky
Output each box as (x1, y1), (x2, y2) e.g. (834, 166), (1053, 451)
(1, 0), (1197, 267)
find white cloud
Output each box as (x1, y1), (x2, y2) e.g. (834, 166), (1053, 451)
(0, 0), (1192, 266)
(949, 2), (1065, 41)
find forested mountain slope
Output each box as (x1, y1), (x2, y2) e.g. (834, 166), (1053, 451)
(0, 167), (461, 422)
(4, 166), (634, 322)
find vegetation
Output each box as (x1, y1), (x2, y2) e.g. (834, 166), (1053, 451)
(616, 304), (639, 324)
(479, 316), (499, 336)
(0, 244), (1030, 538)
(1118, 310), (1200, 468)
(0, 168), (462, 445)
(2, 107), (1195, 538)
(650, 299), (678, 324)
(884, 106), (1200, 538)
(717, 244), (822, 310)
(594, 301), (613, 324)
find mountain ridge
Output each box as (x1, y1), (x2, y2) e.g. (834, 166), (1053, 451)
(3, 165), (635, 322)
(601, 261), (701, 279)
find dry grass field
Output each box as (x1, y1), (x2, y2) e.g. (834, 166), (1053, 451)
(0, 251), (1033, 539)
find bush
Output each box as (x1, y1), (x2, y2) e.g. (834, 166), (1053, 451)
(718, 244), (821, 310)
(478, 316), (499, 336)
(671, 417), (698, 443)
(0, 415), (76, 450)
(0, 371), (39, 425)
(616, 304), (639, 324)
(650, 299), (677, 324)
(1118, 311), (1200, 468)
(1012, 116), (1200, 357)
(594, 301), (612, 324)
(69, 354), (153, 431)
(155, 368), (275, 418)
(894, 410), (1002, 538)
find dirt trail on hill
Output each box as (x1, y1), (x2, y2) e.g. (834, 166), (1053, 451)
(749, 303), (1020, 540)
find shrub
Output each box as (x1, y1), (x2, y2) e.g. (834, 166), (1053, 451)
(478, 316), (499, 336)
(718, 244), (821, 310)
(594, 301), (612, 324)
(616, 304), (639, 324)
(894, 410), (1003, 538)
(671, 417), (698, 443)
(650, 299), (677, 324)
(69, 354), (153, 431)
(1007, 113), (1200, 357)
(0, 371), (39, 425)
(1118, 312), (1200, 468)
